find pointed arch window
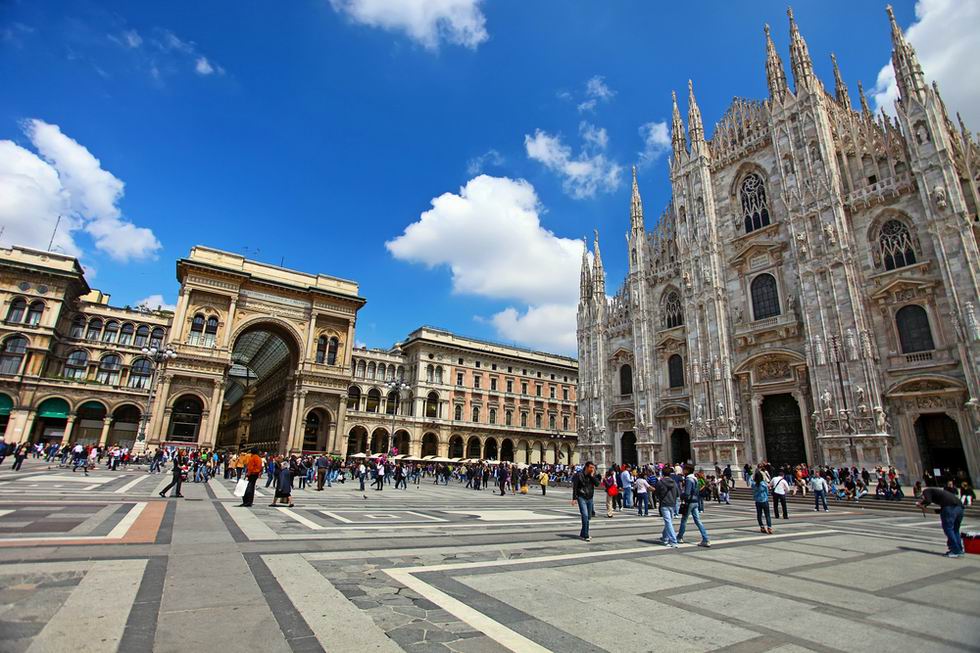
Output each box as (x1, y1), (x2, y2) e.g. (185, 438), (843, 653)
(878, 219), (917, 271)
(896, 305), (934, 353)
(750, 274), (780, 320)
(662, 291), (684, 329)
(740, 172), (771, 233)
(454, 404), (463, 421)
(472, 406), (480, 423)
(489, 408), (497, 425)
(668, 354), (685, 388)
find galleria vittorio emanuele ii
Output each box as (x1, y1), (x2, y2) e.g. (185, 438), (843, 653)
(577, 7), (980, 483)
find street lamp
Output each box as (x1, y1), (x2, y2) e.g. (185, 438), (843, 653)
(132, 344), (178, 458)
(384, 379), (410, 456)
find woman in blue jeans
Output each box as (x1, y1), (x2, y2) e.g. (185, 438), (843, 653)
(571, 462), (601, 542)
(752, 470), (773, 534)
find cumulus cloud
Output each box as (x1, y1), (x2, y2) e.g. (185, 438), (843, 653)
(0, 119), (160, 262)
(525, 128), (623, 199)
(134, 294), (176, 312)
(386, 175), (582, 352)
(330, 0), (488, 50)
(871, 0), (980, 127)
(638, 120), (670, 167)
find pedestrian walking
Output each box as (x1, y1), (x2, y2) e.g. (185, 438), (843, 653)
(917, 486), (965, 557)
(159, 451), (186, 498)
(752, 470), (772, 534)
(772, 471), (790, 519)
(655, 466), (679, 547)
(538, 469), (549, 496)
(572, 461), (601, 541)
(810, 473), (830, 512)
(634, 474), (650, 516)
(676, 464), (710, 547)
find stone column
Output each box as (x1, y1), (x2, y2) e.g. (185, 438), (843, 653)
(98, 416), (113, 446)
(7, 409), (34, 444)
(222, 297), (238, 349)
(792, 390), (816, 464)
(171, 287), (190, 342)
(751, 394), (765, 463)
(203, 379), (224, 448)
(334, 398), (349, 455)
(60, 414), (77, 445)
(150, 374), (173, 441)
(290, 390), (308, 452)
(304, 313), (316, 362)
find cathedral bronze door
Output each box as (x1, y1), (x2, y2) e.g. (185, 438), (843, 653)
(620, 431), (638, 466)
(670, 428), (691, 465)
(761, 394), (806, 468)
(915, 413), (969, 483)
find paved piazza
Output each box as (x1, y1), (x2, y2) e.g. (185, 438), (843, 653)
(0, 461), (977, 653)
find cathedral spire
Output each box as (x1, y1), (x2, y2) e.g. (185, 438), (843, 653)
(671, 90), (687, 159)
(787, 7), (815, 92)
(857, 80), (872, 117)
(579, 238), (592, 301)
(592, 229), (605, 294)
(886, 4), (927, 103)
(831, 53), (852, 111)
(764, 23), (789, 102)
(687, 80), (705, 152)
(630, 166), (644, 233)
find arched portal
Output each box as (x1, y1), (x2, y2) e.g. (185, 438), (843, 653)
(222, 322), (300, 452)
(109, 404), (141, 448)
(167, 395), (203, 444)
(392, 429), (411, 456)
(484, 437), (498, 461)
(620, 431), (638, 466)
(346, 425), (368, 456)
(303, 408), (331, 452)
(449, 435), (464, 458)
(33, 397), (70, 443)
(670, 428), (691, 464)
(74, 401), (108, 445)
(915, 413), (970, 484)
(421, 432), (439, 457)
(370, 428), (389, 454)
(466, 436), (482, 459)
(761, 393), (806, 468)
(500, 438), (514, 462)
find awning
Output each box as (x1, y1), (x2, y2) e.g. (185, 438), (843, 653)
(0, 394), (12, 416)
(37, 398), (70, 419)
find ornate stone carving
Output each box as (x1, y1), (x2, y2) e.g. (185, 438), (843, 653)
(932, 185), (947, 210)
(756, 358), (791, 381)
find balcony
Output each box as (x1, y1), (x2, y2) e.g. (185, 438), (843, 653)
(733, 309), (800, 348)
(885, 347), (956, 372)
(844, 172), (915, 211)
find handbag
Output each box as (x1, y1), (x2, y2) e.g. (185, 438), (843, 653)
(234, 477), (248, 497)
(607, 484), (619, 497)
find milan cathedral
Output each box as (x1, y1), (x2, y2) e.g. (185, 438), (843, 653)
(576, 7), (980, 483)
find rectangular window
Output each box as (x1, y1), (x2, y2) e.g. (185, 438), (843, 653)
(562, 387), (569, 401)
(535, 384), (542, 397)
(521, 382), (527, 395)
(549, 386), (555, 399)
(535, 414), (542, 428)
(473, 375), (481, 389)
(520, 413), (528, 427)
(505, 411), (512, 426)
(490, 378), (497, 391)
(456, 372), (464, 386)
(506, 380), (513, 393)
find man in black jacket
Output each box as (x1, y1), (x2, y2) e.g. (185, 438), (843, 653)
(159, 451), (185, 498)
(571, 462), (601, 541)
(918, 487), (965, 557)
(655, 467), (679, 547)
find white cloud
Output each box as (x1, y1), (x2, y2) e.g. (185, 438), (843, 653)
(134, 294), (176, 312)
(0, 119), (160, 262)
(638, 120), (670, 167)
(330, 0), (488, 50)
(871, 0), (980, 127)
(195, 56), (215, 75)
(491, 303), (578, 352)
(466, 148), (504, 175)
(578, 75), (615, 113)
(525, 128), (623, 199)
(123, 29), (142, 48)
(108, 26), (225, 80)
(580, 122), (608, 149)
(385, 175), (582, 352)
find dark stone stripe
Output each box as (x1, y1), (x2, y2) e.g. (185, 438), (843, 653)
(118, 555), (168, 653)
(243, 553), (325, 653)
(216, 502), (248, 543)
(155, 501), (176, 545)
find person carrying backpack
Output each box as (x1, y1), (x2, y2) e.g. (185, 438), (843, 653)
(676, 464), (710, 547)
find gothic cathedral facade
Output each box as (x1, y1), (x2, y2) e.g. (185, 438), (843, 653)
(576, 8), (980, 483)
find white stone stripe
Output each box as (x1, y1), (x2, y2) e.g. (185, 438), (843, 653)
(223, 504), (280, 540)
(107, 502), (147, 538)
(209, 479), (234, 498)
(278, 507), (325, 530)
(0, 509), (13, 518)
(26, 558), (147, 653)
(264, 554), (403, 652)
(321, 510), (354, 523)
(114, 475), (149, 494)
(386, 568), (552, 653)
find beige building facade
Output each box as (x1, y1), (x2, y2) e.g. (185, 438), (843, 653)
(577, 9), (980, 483)
(345, 327), (579, 463)
(0, 245), (364, 454)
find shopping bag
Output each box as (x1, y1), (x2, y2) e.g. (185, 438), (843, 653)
(234, 477), (248, 497)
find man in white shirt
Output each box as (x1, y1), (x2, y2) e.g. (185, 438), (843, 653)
(620, 466), (633, 509)
(810, 474), (830, 512)
(71, 443), (87, 475)
(357, 462), (367, 491)
(771, 471), (790, 519)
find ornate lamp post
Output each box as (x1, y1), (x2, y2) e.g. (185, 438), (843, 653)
(132, 344), (177, 458)
(384, 379), (410, 456)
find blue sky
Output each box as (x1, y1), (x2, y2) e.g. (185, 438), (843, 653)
(2, 0), (975, 354)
